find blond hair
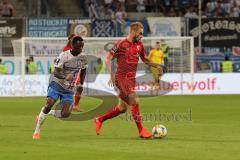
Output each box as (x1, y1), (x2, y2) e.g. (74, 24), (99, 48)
(130, 22), (143, 32)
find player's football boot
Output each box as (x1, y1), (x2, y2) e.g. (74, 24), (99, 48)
(94, 118), (102, 135)
(32, 133), (40, 140)
(139, 128), (153, 139)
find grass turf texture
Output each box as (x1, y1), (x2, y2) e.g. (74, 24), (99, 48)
(0, 95), (239, 160)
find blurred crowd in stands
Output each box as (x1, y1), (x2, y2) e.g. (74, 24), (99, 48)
(1, 0), (239, 18)
(0, 0), (15, 17)
(80, 0), (240, 19)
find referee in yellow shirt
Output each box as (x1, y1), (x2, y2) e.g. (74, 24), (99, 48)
(148, 41), (165, 93)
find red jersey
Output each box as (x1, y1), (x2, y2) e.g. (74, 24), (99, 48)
(110, 38), (146, 79)
(63, 44), (72, 51)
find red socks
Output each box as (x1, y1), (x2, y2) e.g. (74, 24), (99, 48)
(131, 104), (143, 133)
(97, 104), (143, 133)
(98, 106), (122, 123)
(74, 95), (81, 106)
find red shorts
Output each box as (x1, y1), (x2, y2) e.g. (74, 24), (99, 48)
(115, 76), (136, 103)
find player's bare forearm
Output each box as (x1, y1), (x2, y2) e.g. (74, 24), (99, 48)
(106, 53), (114, 77)
(80, 68), (86, 85)
(106, 52), (115, 86)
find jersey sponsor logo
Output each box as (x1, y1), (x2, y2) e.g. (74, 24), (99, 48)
(136, 45), (141, 51)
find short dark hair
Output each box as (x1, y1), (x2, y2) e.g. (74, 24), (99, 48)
(72, 36), (83, 44)
(156, 41), (160, 44)
(0, 58), (2, 63)
(97, 58), (102, 63)
(225, 55), (230, 61)
(29, 56), (34, 61)
(71, 36), (84, 49)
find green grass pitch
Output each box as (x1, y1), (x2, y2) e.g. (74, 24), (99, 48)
(0, 95), (240, 160)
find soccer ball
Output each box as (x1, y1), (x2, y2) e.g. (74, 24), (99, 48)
(152, 124), (167, 138)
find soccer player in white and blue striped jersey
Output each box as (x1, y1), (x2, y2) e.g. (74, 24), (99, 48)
(32, 36), (87, 139)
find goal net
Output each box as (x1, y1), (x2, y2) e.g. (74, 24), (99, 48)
(10, 37), (194, 96)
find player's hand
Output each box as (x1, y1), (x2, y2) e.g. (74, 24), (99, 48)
(108, 74), (115, 87)
(108, 78), (113, 87)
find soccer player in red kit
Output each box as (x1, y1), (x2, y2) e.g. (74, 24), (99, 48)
(63, 34), (85, 112)
(95, 22), (162, 138)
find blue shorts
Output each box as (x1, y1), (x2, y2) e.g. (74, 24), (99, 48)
(47, 82), (74, 105)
